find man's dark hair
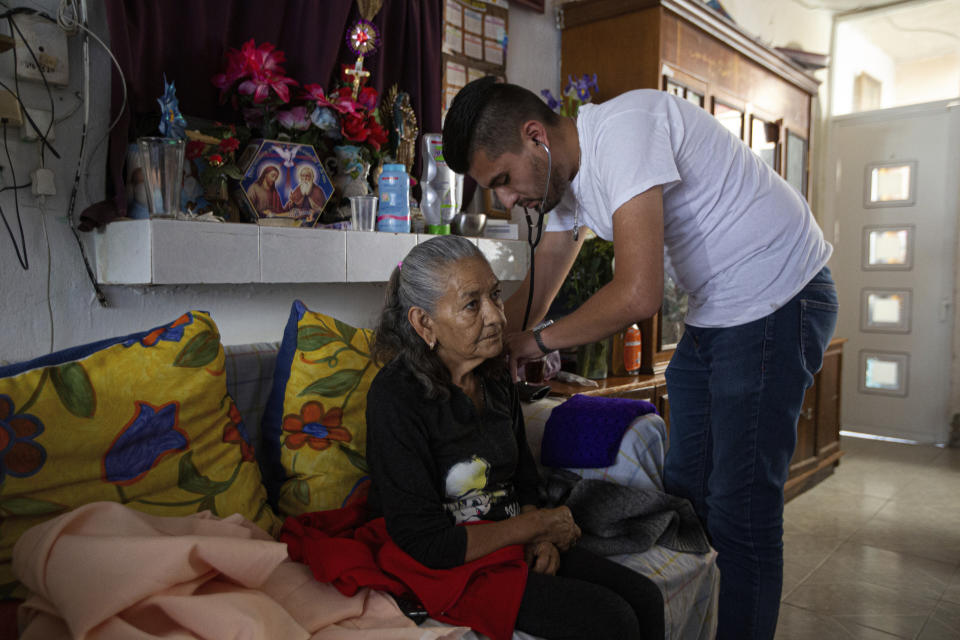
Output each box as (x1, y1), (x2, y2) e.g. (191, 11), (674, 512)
(442, 76), (560, 175)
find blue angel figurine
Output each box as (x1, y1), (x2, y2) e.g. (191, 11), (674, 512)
(158, 74), (187, 140)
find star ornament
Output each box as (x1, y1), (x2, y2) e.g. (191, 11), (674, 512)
(347, 19), (380, 56)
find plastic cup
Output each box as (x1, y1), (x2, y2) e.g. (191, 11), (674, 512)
(350, 195), (378, 231)
(137, 137), (185, 218)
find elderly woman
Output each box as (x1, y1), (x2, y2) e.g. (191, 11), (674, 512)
(366, 235), (664, 640)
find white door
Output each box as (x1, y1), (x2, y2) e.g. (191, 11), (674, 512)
(827, 100), (960, 443)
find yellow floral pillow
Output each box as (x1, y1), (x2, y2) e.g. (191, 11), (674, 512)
(261, 301), (380, 517)
(0, 312), (280, 599)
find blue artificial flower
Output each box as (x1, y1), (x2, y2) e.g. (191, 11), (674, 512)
(103, 401), (187, 485)
(311, 106), (339, 132)
(157, 74), (187, 140)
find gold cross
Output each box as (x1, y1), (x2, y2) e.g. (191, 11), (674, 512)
(345, 56), (370, 100)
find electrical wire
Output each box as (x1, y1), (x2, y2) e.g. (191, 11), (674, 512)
(8, 13), (56, 162)
(62, 0), (107, 307)
(0, 120), (28, 269)
(37, 195), (55, 352)
(0, 77), (59, 159)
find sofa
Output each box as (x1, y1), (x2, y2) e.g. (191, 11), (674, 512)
(0, 305), (718, 639)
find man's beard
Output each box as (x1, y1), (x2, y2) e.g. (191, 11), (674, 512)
(299, 181), (311, 196)
(531, 152), (568, 213)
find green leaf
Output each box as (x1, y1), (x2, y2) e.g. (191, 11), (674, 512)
(48, 363), (96, 418)
(334, 319), (357, 346)
(298, 325), (340, 352)
(339, 443), (369, 472)
(299, 369), (362, 398)
(293, 479), (310, 505)
(222, 165), (243, 180)
(177, 451), (220, 495)
(173, 331), (220, 368)
(0, 496), (68, 517)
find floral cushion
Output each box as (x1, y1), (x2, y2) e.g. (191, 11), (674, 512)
(0, 312), (280, 599)
(261, 300), (380, 517)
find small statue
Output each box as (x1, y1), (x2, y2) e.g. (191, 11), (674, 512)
(394, 92), (418, 174)
(379, 85), (418, 174)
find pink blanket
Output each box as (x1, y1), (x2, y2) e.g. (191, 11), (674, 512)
(12, 502), (468, 640)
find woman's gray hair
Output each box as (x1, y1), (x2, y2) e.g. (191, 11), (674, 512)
(371, 235), (501, 399)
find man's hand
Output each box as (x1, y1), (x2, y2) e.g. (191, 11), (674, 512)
(504, 330), (542, 381)
(525, 541), (561, 575)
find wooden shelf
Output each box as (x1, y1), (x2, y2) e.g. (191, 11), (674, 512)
(89, 219), (529, 285)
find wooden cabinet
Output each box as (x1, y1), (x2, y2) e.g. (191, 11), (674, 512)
(546, 338), (845, 501)
(559, 0), (821, 372)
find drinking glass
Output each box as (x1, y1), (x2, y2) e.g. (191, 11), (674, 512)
(350, 195), (378, 231)
(137, 137), (185, 218)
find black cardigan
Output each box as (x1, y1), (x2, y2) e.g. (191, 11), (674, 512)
(365, 357), (541, 569)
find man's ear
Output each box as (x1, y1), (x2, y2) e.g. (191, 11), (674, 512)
(407, 307), (435, 348)
(522, 120), (548, 149)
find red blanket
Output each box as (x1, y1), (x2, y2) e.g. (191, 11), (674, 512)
(280, 503), (528, 640)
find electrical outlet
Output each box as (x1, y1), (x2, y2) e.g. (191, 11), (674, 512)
(12, 15), (69, 87)
(20, 108), (54, 142)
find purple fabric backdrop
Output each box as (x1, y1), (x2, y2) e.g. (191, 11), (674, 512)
(87, 0), (442, 229)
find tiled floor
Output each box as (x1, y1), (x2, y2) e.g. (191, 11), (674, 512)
(775, 435), (960, 639)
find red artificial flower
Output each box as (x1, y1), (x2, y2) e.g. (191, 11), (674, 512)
(212, 39), (296, 103)
(185, 140), (206, 160)
(357, 86), (378, 112)
(366, 118), (388, 151)
(209, 153), (224, 166)
(218, 137), (240, 153)
(341, 113), (371, 143)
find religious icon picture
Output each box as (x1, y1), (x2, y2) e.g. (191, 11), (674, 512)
(235, 139), (335, 227)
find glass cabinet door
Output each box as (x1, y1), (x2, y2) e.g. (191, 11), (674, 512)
(750, 116), (779, 170)
(785, 131), (808, 198)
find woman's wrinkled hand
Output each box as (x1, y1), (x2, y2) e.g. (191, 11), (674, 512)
(525, 540), (560, 575)
(532, 506), (581, 551)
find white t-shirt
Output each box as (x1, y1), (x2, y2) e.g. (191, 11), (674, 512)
(546, 90), (832, 328)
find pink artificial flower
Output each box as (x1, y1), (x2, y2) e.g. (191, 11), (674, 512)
(302, 83), (347, 113)
(238, 70), (298, 104)
(277, 106), (311, 131)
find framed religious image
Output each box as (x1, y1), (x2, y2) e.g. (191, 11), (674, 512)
(235, 139), (334, 227)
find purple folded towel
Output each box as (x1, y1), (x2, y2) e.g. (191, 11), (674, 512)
(540, 394), (659, 468)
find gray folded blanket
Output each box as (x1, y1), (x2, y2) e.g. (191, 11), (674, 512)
(542, 469), (711, 556)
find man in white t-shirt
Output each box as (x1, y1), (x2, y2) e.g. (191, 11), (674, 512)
(442, 77), (839, 640)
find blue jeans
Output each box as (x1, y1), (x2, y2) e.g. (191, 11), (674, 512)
(663, 267), (838, 640)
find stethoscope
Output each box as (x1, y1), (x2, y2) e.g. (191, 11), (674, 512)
(520, 138), (579, 332)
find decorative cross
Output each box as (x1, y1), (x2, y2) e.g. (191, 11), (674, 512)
(345, 55), (370, 100)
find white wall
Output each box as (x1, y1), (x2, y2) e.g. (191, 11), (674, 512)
(831, 22), (896, 115)
(896, 53), (960, 107)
